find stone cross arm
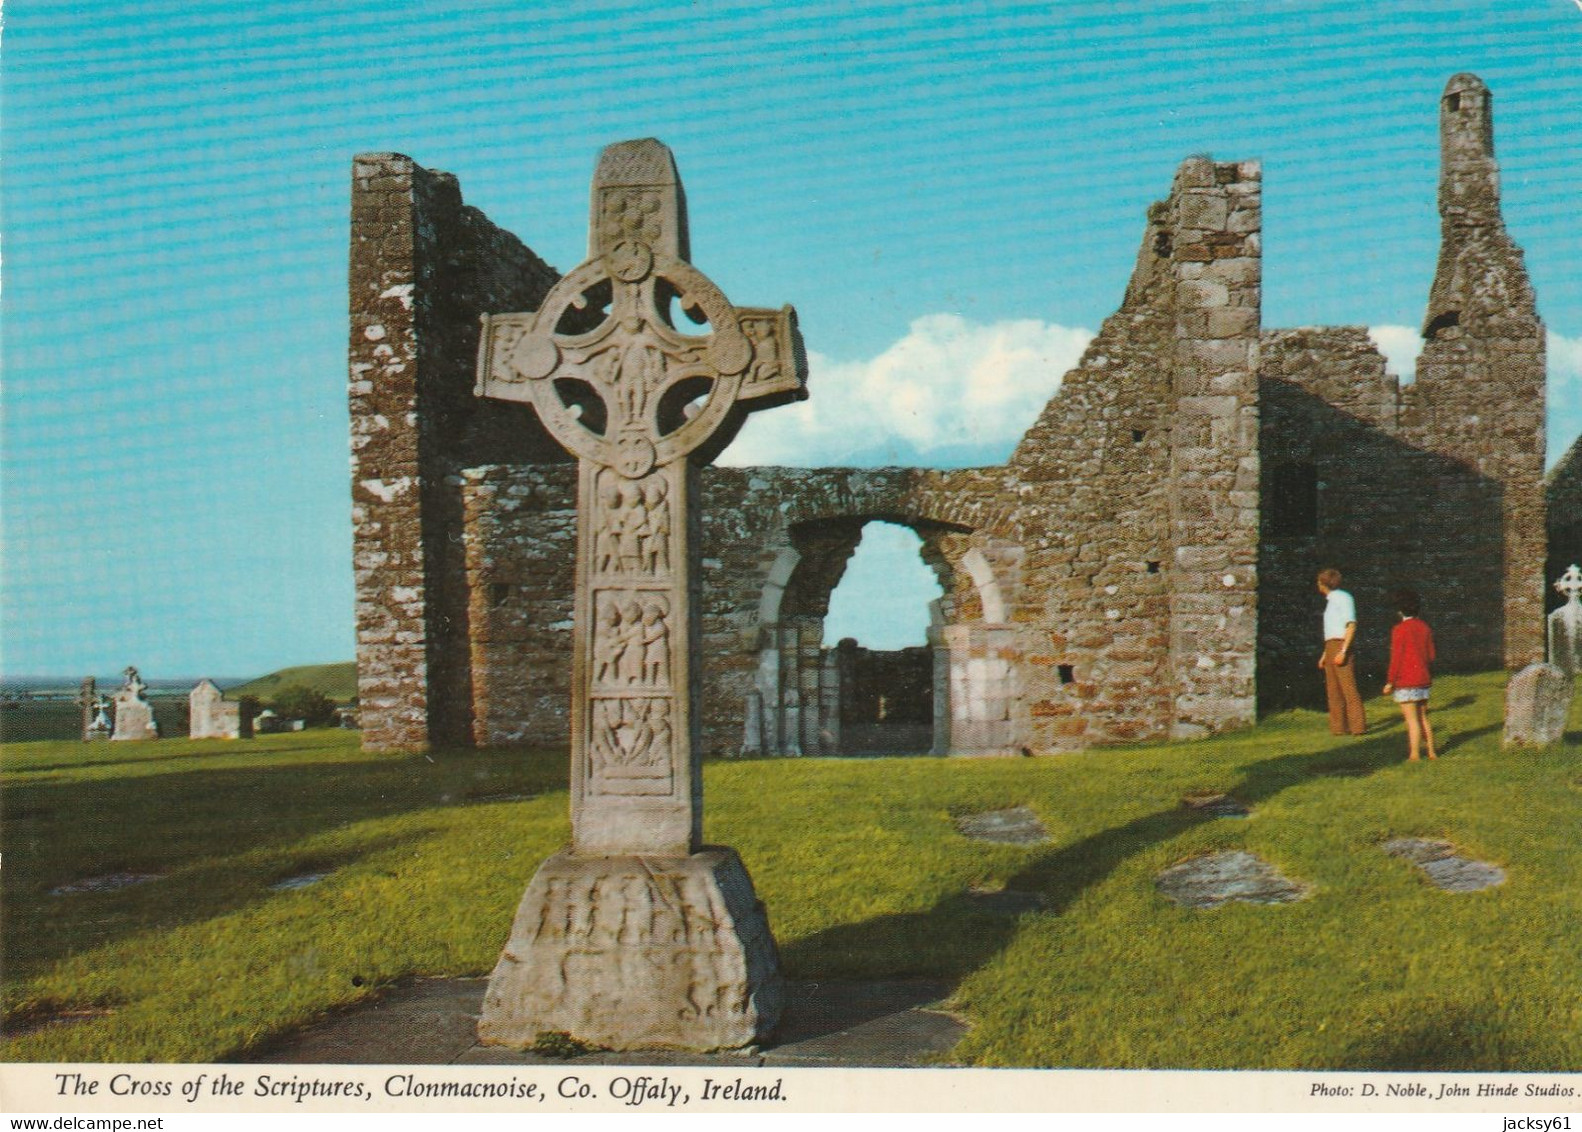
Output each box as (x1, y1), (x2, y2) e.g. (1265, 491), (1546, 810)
(476, 138), (806, 477)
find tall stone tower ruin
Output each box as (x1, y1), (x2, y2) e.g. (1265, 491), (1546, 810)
(1412, 73), (1547, 669)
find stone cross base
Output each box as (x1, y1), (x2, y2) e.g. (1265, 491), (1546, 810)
(477, 848), (782, 1052)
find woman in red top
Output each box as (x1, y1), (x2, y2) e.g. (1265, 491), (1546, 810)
(1382, 588), (1437, 761)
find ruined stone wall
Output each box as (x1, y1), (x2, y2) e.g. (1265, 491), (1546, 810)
(455, 157), (1265, 756)
(1255, 74), (1548, 701)
(1161, 159), (1263, 738)
(1406, 74), (1547, 668)
(349, 155), (563, 751)
(1549, 438), (1582, 614)
(461, 463), (578, 745)
(359, 74), (1544, 758)
(1258, 328), (1503, 708)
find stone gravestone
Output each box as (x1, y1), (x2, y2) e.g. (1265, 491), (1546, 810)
(111, 666), (159, 741)
(77, 677), (97, 742)
(473, 139), (806, 1051)
(1503, 663), (1571, 747)
(1549, 564), (1582, 679)
(188, 678), (243, 740)
(87, 697), (112, 741)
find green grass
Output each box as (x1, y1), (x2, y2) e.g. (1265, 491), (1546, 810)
(224, 662), (358, 703)
(2, 671), (1578, 1068)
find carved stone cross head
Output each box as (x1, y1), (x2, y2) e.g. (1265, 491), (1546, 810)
(477, 138), (806, 478)
(1557, 564), (1582, 605)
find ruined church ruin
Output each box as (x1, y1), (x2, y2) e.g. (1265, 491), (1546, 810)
(350, 74), (1577, 757)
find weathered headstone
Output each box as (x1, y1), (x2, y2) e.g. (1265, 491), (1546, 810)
(188, 678), (243, 740)
(1503, 663), (1571, 747)
(77, 677), (97, 742)
(86, 696), (112, 741)
(473, 138), (806, 1051)
(1549, 564), (1582, 678)
(111, 666), (159, 741)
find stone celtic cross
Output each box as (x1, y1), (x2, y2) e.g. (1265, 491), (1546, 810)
(1551, 563), (1582, 679)
(478, 138), (806, 854)
(1557, 564), (1582, 606)
(472, 139), (803, 1050)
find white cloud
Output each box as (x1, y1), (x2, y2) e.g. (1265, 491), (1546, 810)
(1367, 324), (1424, 383)
(719, 316), (1580, 471)
(1549, 330), (1582, 469)
(720, 314), (1093, 467)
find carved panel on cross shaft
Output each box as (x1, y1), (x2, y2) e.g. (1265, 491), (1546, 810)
(587, 697), (674, 796)
(592, 591), (672, 690)
(593, 468), (671, 577)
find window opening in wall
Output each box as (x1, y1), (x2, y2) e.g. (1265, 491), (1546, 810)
(1268, 462), (1319, 537)
(1147, 560), (1162, 574)
(1058, 664), (1076, 685)
(490, 582), (512, 606)
(1424, 310), (1460, 341)
(1132, 428), (1147, 443)
(1446, 93), (1461, 111)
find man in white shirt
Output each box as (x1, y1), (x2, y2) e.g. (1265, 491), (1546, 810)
(1316, 567), (1366, 735)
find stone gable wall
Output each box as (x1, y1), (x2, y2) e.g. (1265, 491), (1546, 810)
(1258, 328), (1503, 708)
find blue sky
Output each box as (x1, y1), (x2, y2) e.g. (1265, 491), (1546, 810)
(3, 1), (1579, 676)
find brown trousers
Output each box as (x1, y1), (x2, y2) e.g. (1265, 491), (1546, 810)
(1322, 639), (1366, 735)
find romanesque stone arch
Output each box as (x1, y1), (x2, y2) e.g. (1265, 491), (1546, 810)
(738, 495), (1024, 757)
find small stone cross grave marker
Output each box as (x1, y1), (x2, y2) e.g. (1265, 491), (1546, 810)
(472, 139), (806, 1051)
(111, 666), (158, 741)
(1550, 564), (1582, 679)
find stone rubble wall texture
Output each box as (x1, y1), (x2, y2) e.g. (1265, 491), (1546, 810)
(349, 155), (565, 752)
(352, 75), (1554, 755)
(1260, 76), (1547, 705)
(1547, 436), (1582, 614)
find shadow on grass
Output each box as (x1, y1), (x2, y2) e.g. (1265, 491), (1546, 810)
(782, 728), (1409, 985)
(2, 747), (569, 980)
(1327, 1002), (1536, 1071)
(1435, 722), (1500, 755)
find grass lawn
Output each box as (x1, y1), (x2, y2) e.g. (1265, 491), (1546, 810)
(2, 671), (1579, 1068)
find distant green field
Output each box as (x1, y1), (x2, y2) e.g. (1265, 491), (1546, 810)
(0, 698), (187, 745)
(225, 662), (357, 703)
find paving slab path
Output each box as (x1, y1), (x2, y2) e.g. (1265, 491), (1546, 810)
(241, 978), (965, 1068)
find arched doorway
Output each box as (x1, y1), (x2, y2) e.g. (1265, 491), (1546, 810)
(742, 516), (1018, 757)
(826, 522), (944, 755)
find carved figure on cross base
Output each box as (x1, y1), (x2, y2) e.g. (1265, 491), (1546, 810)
(473, 138), (806, 1052)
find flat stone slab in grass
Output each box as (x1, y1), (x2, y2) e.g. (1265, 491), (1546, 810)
(269, 872), (330, 891)
(1181, 792), (1250, 817)
(4, 1003), (116, 1038)
(953, 806), (1049, 844)
(1155, 850), (1308, 909)
(50, 872), (162, 895)
(1382, 838), (1506, 892)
